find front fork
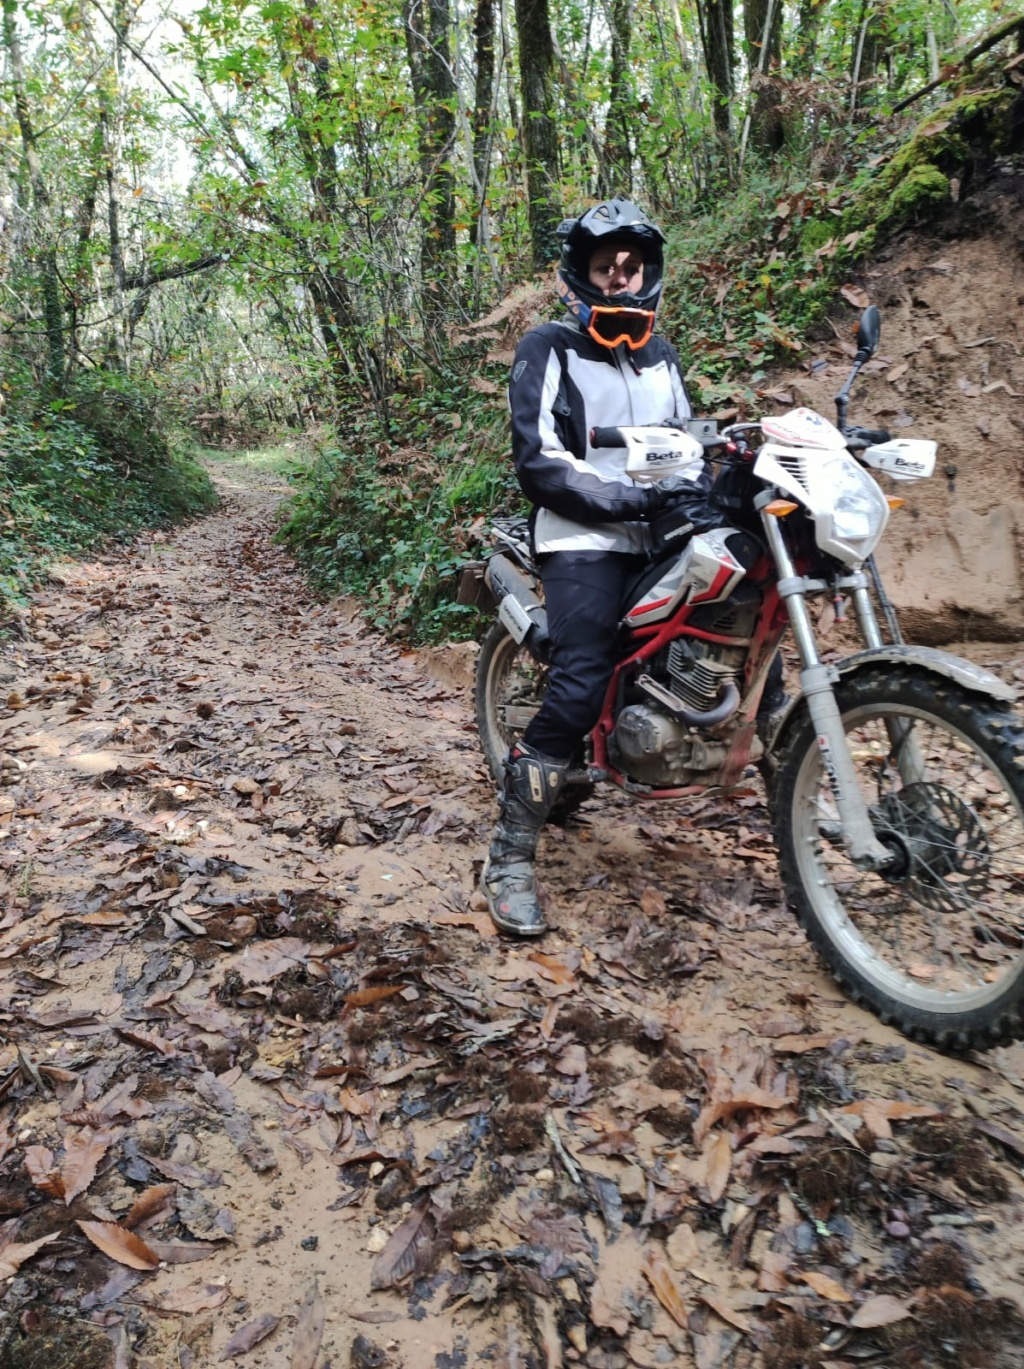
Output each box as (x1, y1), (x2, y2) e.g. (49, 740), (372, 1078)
(760, 505), (894, 871)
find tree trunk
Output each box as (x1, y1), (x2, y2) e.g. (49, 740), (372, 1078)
(514, 0), (561, 270)
(743, 0), (783, 155)
(696, 0), (735, 139)
(2, 0), (64, 385)
(404, 0), (458, 330)
(602, 0), (633, 194)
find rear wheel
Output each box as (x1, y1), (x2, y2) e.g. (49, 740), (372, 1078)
(474, 621), (593, 819)
(774, 666), (1024, 1049)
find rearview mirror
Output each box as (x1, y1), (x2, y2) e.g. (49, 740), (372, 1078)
(857, 305), (881, 357)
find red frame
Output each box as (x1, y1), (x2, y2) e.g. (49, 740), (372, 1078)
(588, 560), (790, 797)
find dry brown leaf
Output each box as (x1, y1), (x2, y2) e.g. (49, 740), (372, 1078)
(61, 1127), (115, 1205)
(433, 911), (496, 937)
(700, 1290), (750, 1332)
(370, 1189), (453, 1290)
(0, 1231), (60, 1279)
(758, 1250), (790, 1293)
(849, 1293), (913, 1328)
(705, 1132), (732, 1203)
(837, 1100), (940, 1123)
(344, 984), (404, 1008)
(24, 1146), (65, 1198)
(144, 1279), (231, 1314)
(76, 1219), (161, 1270)
(233, 938), (310, 986)
(528, 950), (579, 987)
(666, 1221), (699, 1272)
(639, 887), (667, 918)
(290, 1277), (325, 1369)
(642, 1250), (688, 1328)
(799, 1270), (853, 1302)
(771, 1033), (837, 1054)
(124, 1183), (177, 1229)
(840, 284), (870, 309)
(220, 1312), (280, 1360)
(888, 361), (910, 383)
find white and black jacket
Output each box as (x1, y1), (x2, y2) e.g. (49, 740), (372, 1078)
(508, 320), (695, 554)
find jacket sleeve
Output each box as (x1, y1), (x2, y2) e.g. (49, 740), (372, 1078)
(507, 330), (655, 525)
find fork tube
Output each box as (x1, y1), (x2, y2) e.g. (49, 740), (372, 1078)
(761, 510), (892, 870)
(853, 577), (927, 785)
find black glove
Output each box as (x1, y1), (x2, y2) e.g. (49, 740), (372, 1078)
(648, 479), (722, 550)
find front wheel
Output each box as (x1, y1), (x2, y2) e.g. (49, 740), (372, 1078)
(774, 666), (1024, 1049)
(474, 620), (593, 819)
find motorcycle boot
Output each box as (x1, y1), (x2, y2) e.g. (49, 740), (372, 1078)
(483, 741), (571, 937)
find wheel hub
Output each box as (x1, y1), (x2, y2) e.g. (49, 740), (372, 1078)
(870, 782), (990, 912)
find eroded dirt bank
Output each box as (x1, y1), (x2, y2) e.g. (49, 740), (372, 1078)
(3, 462), (1024, 1369)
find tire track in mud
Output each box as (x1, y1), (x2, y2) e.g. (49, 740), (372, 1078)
(2, 460), (1024, 1369)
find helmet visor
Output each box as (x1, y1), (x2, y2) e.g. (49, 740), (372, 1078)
(586, 306), (655, 351)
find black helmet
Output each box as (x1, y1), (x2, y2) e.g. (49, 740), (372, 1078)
(556, 197), (666, 349)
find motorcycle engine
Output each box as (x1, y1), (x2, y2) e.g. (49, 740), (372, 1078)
(608, 585), (760, 787)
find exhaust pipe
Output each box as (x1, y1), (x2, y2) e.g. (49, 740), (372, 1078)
(484, 554), (551, 662)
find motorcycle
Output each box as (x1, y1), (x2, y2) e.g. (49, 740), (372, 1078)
(463, 307), (1024, 1051)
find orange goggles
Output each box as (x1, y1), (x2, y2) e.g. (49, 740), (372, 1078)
(586, 306), (655, 350)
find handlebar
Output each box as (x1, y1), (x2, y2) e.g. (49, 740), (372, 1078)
(590, 426), (625, 448)
(843, 426), (892, 450)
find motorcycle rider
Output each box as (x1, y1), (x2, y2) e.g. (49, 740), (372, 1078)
(482, 197), (723, 937)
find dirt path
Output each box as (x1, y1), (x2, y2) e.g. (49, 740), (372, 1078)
(2, 460), (1024, 1369)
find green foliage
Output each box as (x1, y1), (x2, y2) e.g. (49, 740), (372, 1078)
(843, 87), (1015, 240)
(0, 374), (216, 613)
(277, 386), (518, 642)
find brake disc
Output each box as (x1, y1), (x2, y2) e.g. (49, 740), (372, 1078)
(870, 781), (990, 913)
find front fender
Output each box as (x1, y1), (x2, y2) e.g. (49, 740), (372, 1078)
(766, 644), (1016, 760)
(834, 645), (1016, 703)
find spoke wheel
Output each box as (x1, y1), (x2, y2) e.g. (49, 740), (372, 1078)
(774, 666), (1024, 1049)
(474, 621), (593, 819)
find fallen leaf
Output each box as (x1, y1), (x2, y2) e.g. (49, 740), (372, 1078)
(837, 1100), (940, 1123)
(700, 1290), (750, 1332)
(24, 1145), (65, 1198)
(705, 1132), (732, 1203)
(220, 1312), (280, 1360)
(370, 1188), (453, 1290)
(290, 1277), (325, 1369)
(145, 1279), (231, 1314)
(642, 1249), (688, 1328)
(124, 1183), (177, 1229)
(62, 1127), (115, 1205)
(840, 284), (870, 309)
(232, 938), (311, 985)
(887, 361), (910, 382)
(76, 1220), (161, 1271)
(0, 1231), (60, 1279)
(344, 984), (404, 1008)
(799, 1270), (853, 1302)
(666, 1221), (699, 1272)
(849, 1293), (912, 1328)
(639, 887), (667, 918)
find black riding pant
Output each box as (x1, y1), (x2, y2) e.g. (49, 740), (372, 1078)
(522, 550), (646, 761)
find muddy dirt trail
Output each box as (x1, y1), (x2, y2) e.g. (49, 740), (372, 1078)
(3, 460), (1024, 1369)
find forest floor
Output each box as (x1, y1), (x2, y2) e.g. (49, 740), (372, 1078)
(3, 459), (1024, 1369)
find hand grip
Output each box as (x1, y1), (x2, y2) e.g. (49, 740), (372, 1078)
(590, 426), (625, 448)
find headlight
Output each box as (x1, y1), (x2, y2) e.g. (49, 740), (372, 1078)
(807, 455), (889, 563)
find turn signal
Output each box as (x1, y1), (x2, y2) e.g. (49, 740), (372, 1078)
(765, 499), (799, 516)
(887, 497), (905, 509)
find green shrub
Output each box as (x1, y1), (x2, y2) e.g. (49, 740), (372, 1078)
(277, 388), (518, 642)
(0, 371), (216, 613)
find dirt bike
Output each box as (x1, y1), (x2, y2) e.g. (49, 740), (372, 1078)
(464, 307), (1024, 1051)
